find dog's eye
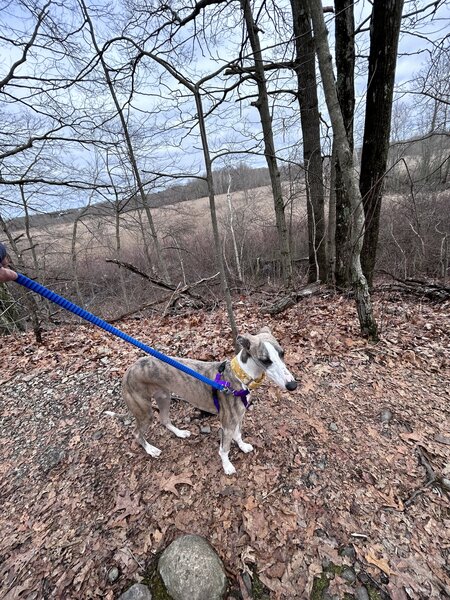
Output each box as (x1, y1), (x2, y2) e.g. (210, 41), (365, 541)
(260, 358), (272, 366)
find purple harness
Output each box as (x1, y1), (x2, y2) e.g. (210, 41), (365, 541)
(212, 372), (250, 413)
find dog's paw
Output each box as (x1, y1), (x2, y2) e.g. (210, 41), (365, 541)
(167, 424), (192, 438)
(239, 442), (254, 453)
(144, 442), (162, 458)
(223, 462), (237, 476)
(176, 429), (191, 439)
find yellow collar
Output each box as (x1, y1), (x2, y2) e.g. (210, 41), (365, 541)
(230, 356), (265, 390)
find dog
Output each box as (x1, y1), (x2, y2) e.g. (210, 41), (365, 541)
(122, 326), (297, 475)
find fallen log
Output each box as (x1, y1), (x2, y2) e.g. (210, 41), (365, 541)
(375, 274), (450, 302)
(261, 282), (324, 315)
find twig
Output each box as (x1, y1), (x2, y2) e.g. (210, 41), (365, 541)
(404, 444), (449, 507)
(127, 547), (145, 570)
(261, 483), (283, 502)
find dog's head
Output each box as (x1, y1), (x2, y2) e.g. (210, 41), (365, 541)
(236, 327), (297, 392)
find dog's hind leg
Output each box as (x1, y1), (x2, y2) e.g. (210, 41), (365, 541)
(155, 390), (191, 439)
(123, 386), (161, 458)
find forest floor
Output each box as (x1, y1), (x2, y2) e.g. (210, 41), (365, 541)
(0, 291), (449, 600)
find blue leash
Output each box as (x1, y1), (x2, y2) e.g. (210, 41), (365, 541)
(15, 273), (227, 393)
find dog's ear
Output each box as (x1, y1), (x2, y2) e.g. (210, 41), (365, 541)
(236, 335), (251, 350)
(259, 326), (272, 335)
(236, 335), (251, 363)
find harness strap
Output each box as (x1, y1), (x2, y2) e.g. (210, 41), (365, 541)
(212, 370), (250, 413)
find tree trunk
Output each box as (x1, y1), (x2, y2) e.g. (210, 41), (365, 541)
(226, 174), (243, 283)
(307, 0), (378, 340)
(360, 0), (404, 287)
(334, 0), (355, 288)
(327, 138), (337, 284)
(194, 89), (238, 343)
(290, 0), (327, 283)
(241, 0), (292, 288)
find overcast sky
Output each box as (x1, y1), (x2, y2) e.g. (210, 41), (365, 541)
(0, 0), (449, 218)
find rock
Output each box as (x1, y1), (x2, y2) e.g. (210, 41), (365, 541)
(341, 567), (357, 583)
(118, 583), (152, 600)
(380, 409), (393, 424)
(306, 471), (319, 487)
(92, 430), (103, 440)
(241, 571), (252, 594)
(379, 572), (390, 584)
(355, 586), (370, 600)
(40, 447), (65, 473)
(441, 478), (450, 491)
(339, 545), (356, 561)
(107, 566), (120, 583)
(358, 571), (370, 585)
(329, 422), (338, 432)
(200, 425), (211, 434)
(158, 534), (227, 600)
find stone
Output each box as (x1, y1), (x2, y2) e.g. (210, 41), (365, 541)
(329, 422), (338, 432)
(341, 567), (357, 583)
(355, 586), (370, 600)
(40, 447), (65, 473)
(107, 566), (120, 583)
(241, 572), (252, 594)
(339, 545), (356, 561)
(380, 409), (393, 424)
(158, 534), (228, 600)
(200, 425), (211, 434)
(118, 583), (152, 600)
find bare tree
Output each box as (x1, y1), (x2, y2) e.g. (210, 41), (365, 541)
(79, 0), (169, 282)
(360, 0), (405, 287)
(290, 0), (327, 283)
(307, 0), (378, 340)
(333, 0), (354, 288)
(128, 45), (238, 341)
(239, 0), (293, 288)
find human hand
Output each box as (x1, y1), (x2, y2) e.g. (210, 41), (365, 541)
(0, 267), (18, 283)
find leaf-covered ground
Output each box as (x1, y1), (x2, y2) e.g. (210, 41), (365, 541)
(1, 293), (449, 599)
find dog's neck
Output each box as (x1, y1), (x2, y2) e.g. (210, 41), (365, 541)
(230, 350), (265, 390)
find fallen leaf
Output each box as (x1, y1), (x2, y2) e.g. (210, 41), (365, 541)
(160, 473), (193, 497)
(365, 549), (391, 576)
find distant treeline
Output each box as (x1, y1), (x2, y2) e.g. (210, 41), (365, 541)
(7, 163), (295, 230)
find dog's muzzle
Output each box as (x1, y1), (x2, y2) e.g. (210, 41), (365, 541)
(285, 381), (298, 391)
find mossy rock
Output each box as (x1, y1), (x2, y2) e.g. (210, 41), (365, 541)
(249, 565), (271, 600)
(310, 572), (330, 600)
(141, 554), (173, 600)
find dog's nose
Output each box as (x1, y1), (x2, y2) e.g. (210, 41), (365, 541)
(285, 380), (298, 391)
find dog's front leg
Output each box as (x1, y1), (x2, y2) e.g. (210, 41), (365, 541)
(219, 427), (237, 475)
(233, 420), (253, 454)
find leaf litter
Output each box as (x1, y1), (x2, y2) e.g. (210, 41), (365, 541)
(0, 293), (449, 599)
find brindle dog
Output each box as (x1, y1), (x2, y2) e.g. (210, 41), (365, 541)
(122, 327), (297, 475)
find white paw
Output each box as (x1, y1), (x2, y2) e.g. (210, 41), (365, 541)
(167, 424), (192, 438)
(176, 429), (191, 439)
(239, 442), (254, 453)
(223, 461), (237, 476)
(144, 442), (162, 457)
